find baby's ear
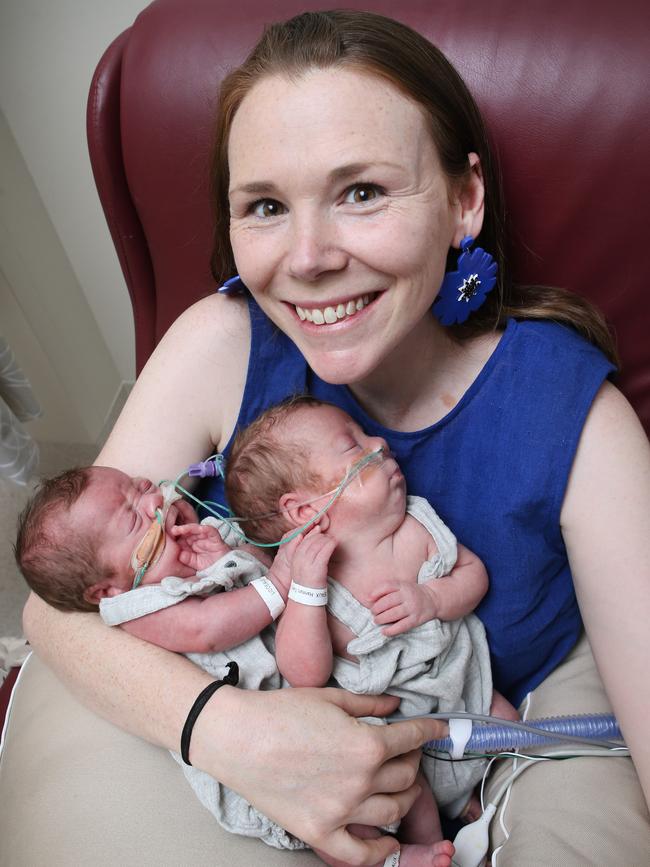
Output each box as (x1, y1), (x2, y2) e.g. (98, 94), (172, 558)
(83, 579), (124, 605)
(278, 491), (330, 532)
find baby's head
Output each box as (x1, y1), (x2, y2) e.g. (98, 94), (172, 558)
(226, 397), (404, 544)
(16, 466), (198, 611)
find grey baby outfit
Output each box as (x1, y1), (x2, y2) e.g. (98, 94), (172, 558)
(99, 497), (492, 848)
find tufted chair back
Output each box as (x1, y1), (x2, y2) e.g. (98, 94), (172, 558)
(87, 0), (650, 433)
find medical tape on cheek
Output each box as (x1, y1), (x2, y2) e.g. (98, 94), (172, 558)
(340, 447), (385, 492)
(131, 513), (165, 573)
(130, 483), (183, 577)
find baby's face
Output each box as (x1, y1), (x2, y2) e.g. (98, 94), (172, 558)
(68, 467), (199, 591)
(285, 405), (407, 537)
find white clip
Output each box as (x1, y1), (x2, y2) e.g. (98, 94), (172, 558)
(449, 717), (473, 759)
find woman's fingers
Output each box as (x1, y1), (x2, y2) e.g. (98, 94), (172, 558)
(319, 826), (400, 866)
(347, 784), (422, 828)
(329, 689), (447, 752)
(380, 715), (447, 758)
(370, 749), (422, 793)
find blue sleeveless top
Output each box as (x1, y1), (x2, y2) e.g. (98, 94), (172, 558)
(200, 297), (614, 706)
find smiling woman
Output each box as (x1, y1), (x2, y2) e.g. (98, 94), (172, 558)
(13, 6), (650, 867)
(226, 67), (484, 390)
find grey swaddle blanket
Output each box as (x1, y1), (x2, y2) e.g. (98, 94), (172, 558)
(100, 527), (303, 849)
(100, 498), (492, 846)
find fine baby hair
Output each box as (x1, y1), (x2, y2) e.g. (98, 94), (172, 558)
(225, 394), (333, 544)
(15, 467), (111, 613)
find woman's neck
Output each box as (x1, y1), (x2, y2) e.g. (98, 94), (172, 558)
(350, 316), (502, 432)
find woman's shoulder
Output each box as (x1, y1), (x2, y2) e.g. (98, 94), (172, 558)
(162, 293), (250, 346)
(511, 318), (614, 372)
(513, 317), (607, 355)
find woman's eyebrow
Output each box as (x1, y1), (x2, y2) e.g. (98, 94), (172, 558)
(328, 161), (402, 183)
(230, 160), (404, 197)
(229, 180), (278, 197)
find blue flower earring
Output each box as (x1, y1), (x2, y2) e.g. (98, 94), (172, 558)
(217, 274), (248, 295)
(432, 236), (497, 326)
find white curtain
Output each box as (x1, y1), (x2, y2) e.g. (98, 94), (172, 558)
(0, 337), (41, 485)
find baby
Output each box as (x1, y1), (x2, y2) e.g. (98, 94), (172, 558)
(16, 397), (515, 867)
(15, 465), (291, 653)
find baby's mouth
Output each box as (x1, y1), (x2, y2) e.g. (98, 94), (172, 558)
(294, 292), (376, 325)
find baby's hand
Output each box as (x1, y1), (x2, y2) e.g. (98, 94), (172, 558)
(171, 523), (230, 571)
(368, 579), (439, 636)
(290, 526), (336, 589)
(269, 531), (304, 595)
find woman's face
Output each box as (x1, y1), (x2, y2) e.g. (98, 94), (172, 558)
(228, 67), (481, 386)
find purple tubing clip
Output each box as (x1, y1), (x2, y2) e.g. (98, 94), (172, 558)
(188, 456), (225, 479)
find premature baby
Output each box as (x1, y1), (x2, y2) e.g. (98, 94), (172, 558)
(16, 396), (515, 867)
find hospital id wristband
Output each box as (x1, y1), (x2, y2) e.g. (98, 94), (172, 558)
(288, 581), (328, 606)
(251, 577), (286, 620)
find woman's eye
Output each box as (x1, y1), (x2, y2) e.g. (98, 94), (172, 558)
(251, 199), (285, 218)
(344, 184), (382, 205)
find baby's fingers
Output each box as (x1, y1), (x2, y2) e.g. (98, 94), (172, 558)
(367, 581), (400, 603)
(381, 618), (414, 637)
(370, 591), (403, 616)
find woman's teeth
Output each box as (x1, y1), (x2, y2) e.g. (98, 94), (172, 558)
(295, 294), (372, 325)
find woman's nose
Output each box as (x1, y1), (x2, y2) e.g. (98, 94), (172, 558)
(286, 211), (347, 281)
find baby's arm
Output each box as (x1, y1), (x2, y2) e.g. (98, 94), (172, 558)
(120, 577), (285, 653)
(370, 543), (488, 637)
(275, 527), (336, 687)
(121, 528), (294, 653)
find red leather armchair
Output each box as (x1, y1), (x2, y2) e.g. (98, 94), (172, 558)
(0, 3), (648, 864)
(88, 0), (650, 432)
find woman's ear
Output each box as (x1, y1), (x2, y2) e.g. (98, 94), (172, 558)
(451, 152), (485, 246)
(278, 491), (331, 532)
(83, 579), (124, 605)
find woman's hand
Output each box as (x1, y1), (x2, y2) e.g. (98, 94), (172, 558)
(193, 685), (447, 865)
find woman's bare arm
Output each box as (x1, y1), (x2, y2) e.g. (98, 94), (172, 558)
(97, 293), (251, 478)
(561, 382), (650, 807)
(23, 593), (446, 865)
(23, 295), (450, 864)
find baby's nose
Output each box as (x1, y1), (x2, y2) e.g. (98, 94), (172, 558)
(142, 489), (164, 518)
(370, 436), (390, 456)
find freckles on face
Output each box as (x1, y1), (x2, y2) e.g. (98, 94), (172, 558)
(226, 68), (461, 386)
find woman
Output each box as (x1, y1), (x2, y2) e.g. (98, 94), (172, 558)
(23, 10), (650, 865)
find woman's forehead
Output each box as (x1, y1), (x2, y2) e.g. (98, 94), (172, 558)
(228, 66), (436, 181)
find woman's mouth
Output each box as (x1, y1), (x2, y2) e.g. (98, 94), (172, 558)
(293, 292), (376, 325)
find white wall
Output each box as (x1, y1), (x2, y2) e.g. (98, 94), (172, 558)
(0, 0), (152, 387)
(0, 110), (122, 444)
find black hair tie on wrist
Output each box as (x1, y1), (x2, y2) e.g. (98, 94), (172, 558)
(181, 661), (239, 766)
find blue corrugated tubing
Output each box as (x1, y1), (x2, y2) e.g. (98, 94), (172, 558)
(426, 713), (623, 754)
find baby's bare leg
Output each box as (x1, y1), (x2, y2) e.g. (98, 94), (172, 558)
(314, 773), (454, 867)
(489, 689), (518, 722)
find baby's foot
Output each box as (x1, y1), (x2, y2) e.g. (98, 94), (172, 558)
(398, 840), (455, 867)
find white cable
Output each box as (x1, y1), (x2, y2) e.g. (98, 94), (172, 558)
(454, 744), (630, 867)
(493, 690), (531, 865)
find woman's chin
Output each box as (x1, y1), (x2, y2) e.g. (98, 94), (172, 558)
(303, 350), (377, 387)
